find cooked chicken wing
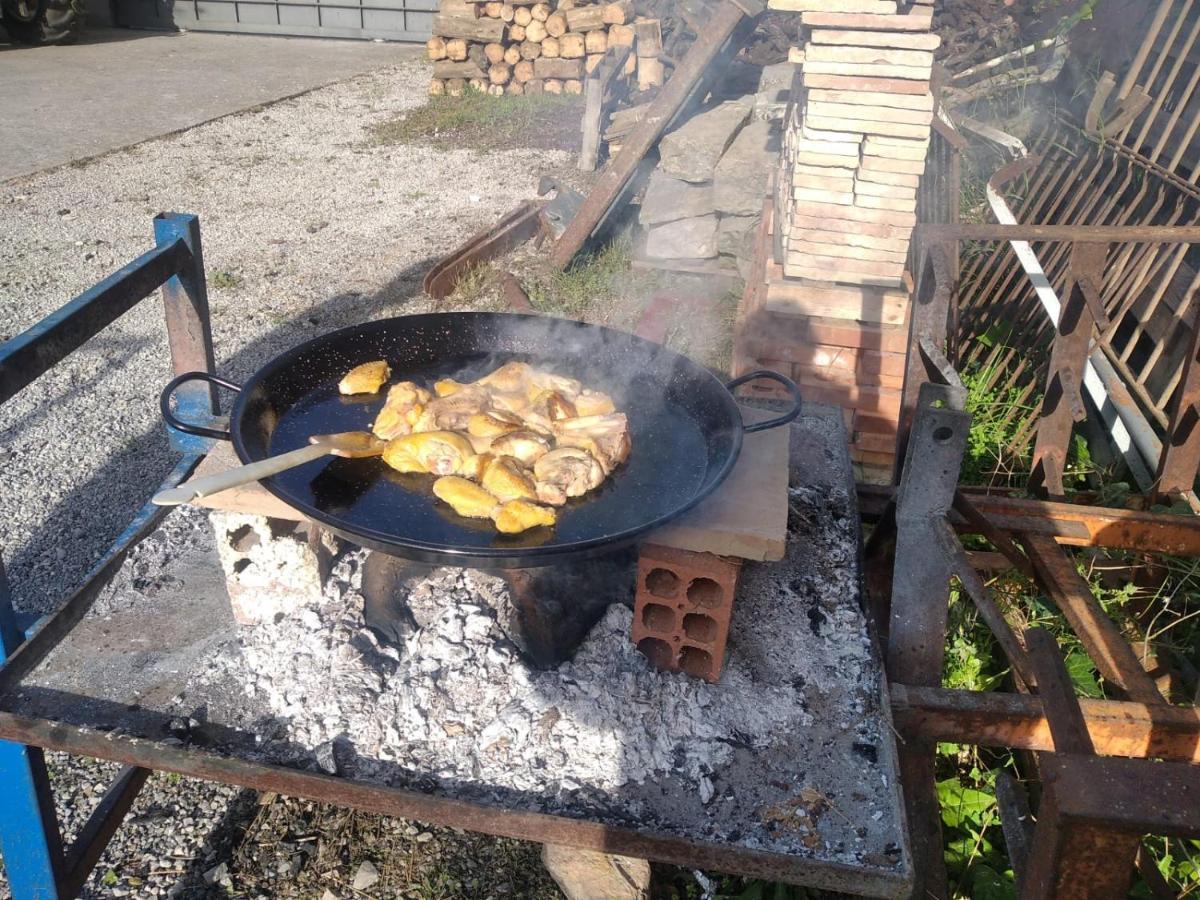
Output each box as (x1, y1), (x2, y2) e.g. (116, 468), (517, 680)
(533, 447), (605, 506)
(413, 385), (492, 432)
(382, 431), (476, 475)
(489, 430), (552, 466)
(527, 371), (582, 400)
(467, 410), (524, 438)
(433, 476), (500, 519)
(481, 456), (537, 503)
(489, 390), (531, 415)
(372, 381), (432, 440)
(523, 389), (578, 432)
(553, 414), (631, 474)
(433, 378), (465, 397)
(339, 360), (390, 395)
(492, 500), (557, 533)
(478, 361), (532, 393)
(574, 389), (616, 416)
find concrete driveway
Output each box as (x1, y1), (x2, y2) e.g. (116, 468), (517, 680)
(0, 28), (416, 181)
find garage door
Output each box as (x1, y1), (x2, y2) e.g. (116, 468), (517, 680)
(114, 0), (433, 41)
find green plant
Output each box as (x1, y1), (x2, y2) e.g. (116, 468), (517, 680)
(523, 235), (637, 320)
(370, 91), (580, 148)
(209, 270), (241, 290)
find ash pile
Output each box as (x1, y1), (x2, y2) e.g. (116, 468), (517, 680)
(190, 478), (901, 866)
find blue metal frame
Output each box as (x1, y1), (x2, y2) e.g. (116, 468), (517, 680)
(0, 213), (216, 900)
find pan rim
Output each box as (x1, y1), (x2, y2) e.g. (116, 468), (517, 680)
(228, 311), (746, 565)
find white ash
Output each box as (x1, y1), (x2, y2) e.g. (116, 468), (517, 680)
(199, 555), (812, 794)
(186, 480), (901, 864)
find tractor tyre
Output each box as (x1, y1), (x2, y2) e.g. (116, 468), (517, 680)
(3, 0), (86, 44)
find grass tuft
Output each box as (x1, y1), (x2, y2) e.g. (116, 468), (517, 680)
(371, 92), (582, 150)
(524, 235), (637, 321)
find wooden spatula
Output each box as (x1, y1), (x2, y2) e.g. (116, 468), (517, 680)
(152, 431), (385, 506)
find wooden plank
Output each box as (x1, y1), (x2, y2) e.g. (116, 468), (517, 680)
(859, 154), (927, 175)
(800, 9), (932, 29)
(807, 100), (933, 126)
(790, 199), (917, 226)
(788, 211), (912, 238)
(769, 0), (895, 10)
(808, 87), (934, 111)
(790, 239), (908, 263)
(855, 193), (917, 212)
(786, 226), (912, 252)
(809, 28), (940, 50)
(854, 178), (920, 200)
(650, 406), (789, 561)
(806, 113), (930, 139)
(802, 61), (932, 81)
(805, 44), (934, 68)
(803, 72), (932, 94)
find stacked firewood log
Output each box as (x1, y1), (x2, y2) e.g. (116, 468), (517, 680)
(427, 0), (664, 97)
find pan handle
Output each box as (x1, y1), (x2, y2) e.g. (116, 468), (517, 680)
(726, 370), (803, 433)
(160, 371), (242, 441)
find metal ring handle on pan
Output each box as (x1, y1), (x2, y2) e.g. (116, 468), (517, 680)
(725, 370), (803, 433)
(160, 371), (242, 441)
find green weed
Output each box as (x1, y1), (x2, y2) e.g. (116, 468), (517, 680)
(523, 235), (637, 320)
(209, 270), (241, 290)
(370, 92), (580, 148)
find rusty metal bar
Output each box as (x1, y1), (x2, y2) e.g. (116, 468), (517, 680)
(920, 224), (1200, 243)
(1022, 533), (1166, 704)
(889, 684), (1200, 763)
(0, 711), (911, 897)
(1157, 299), (1200, 496)
(1029, 244), (1107, 497)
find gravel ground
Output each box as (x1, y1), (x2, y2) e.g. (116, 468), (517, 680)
(0, 58), (577, 898)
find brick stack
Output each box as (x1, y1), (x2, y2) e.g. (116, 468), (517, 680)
(733, 0), (935, 481)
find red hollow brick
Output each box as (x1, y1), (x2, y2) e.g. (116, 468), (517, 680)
(632, 543), (742, 683)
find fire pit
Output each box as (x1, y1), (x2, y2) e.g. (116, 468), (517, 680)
(0, 405), (911, 896)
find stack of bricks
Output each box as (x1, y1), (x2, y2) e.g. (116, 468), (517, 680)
(733, 0), (936, 481)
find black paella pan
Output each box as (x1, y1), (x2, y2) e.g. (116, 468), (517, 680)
(161, 312), (800, 567)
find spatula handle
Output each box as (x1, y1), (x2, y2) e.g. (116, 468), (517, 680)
(152, 444), (331, 506)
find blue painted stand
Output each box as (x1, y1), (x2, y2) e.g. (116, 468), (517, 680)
(0, 214), (215, 899)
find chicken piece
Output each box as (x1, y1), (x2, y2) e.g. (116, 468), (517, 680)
(477, 361), (532, 393)
(433, 476), (500, 519)
(574, 389), (616, 416)
(492, 500), (557, 534)
(467, 410), (524, 438)
(489, 430), (552, 466)
(527, 370), (582, 400)
(382, 431), (475, 476)
(533, 447), (605, 506)
(523, 389), (578, 432)
(489, 390), (531, 415)
(553, 414), (631, 474)
(339, 360), (390, 395)
(481, 456), (537, 503)
(412, 385), (491, 432)
(372, 381), (432, 440)
(460, 453), (492, 481)
(434, 378), (465, 397)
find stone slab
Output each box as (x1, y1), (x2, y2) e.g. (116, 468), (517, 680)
(658, 98), (753, 183)
(713, 119), (776, 216)
(644, 214), (720, 259)
(639, 170), (716, 225)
